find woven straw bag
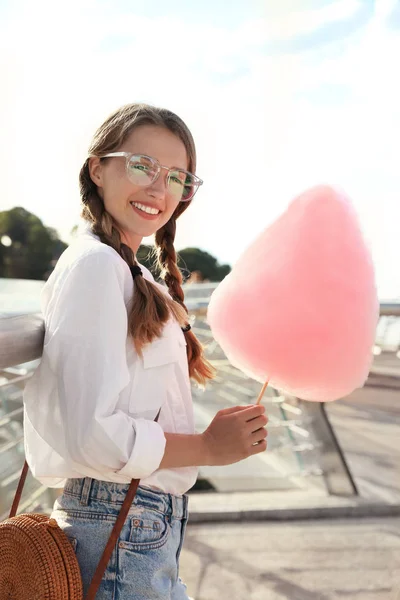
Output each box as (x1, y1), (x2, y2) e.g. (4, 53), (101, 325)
(0, 409), (161, 599)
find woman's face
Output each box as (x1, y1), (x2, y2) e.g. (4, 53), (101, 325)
(89, 124), (188, 253)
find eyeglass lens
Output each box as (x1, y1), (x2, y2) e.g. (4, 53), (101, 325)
(127, 155), (195, 201)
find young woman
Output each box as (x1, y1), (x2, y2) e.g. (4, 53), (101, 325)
(23, 103), (268, 599)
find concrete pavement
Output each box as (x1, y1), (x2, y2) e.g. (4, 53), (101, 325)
(180, 517), (400, 600)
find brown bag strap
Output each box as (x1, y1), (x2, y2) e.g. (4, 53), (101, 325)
(84, 477), (141, 599)
(9, 407), (162, 600)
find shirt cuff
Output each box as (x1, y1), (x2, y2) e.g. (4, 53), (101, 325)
(116, 419), (166, 480)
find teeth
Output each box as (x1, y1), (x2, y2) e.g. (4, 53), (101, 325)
(131, 202), (159, 215)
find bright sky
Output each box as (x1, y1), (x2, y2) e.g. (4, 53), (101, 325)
(1, 0), (399, 300)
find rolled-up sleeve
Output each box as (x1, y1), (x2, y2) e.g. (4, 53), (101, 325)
(44, 249), (166, 480)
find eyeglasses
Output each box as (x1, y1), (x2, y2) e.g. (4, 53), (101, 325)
(99, 152), (203, 202)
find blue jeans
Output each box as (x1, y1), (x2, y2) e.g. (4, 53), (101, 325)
(50, 477), (191, 599)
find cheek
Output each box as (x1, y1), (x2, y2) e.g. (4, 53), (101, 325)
(159, 206), (176, 227)
(102, 173), (139, 207)
(165, 198), (180, 218)
(159, 202), (179, 227)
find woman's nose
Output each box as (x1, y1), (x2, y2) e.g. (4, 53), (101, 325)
(146, 170), (168, 199)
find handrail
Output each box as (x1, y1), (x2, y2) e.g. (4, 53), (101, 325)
(379, 303), (400, 316)
(1, 303), (398, 370)
(0, 312), (44, 369)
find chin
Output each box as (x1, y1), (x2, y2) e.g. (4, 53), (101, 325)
(128, 223), (158, 241)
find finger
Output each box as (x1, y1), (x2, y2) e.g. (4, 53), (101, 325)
(243, 405), (266, 422)
(218, 405), (257, 416)
(251, 427), (268, 441)
(247, 412), (268, 424)
(252, 439), (268, 454)
(246, 415), (268, 434)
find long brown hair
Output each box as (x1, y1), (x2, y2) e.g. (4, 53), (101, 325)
(79, 103), (215, 386)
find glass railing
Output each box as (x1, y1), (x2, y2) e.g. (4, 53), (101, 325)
(190, 310), (353, 496)
(0, 362), (61, 521)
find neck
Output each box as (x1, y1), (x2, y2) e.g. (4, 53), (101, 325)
(120, 229), (144, 255)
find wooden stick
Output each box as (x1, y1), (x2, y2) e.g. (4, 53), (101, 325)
(256, 378), (270, 405)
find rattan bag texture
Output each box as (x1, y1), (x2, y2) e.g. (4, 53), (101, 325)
(0, 509), (83, 599)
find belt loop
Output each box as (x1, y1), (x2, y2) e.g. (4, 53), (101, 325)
(79, 477), (92, 505)
(170, 494), (178, 518)
(171, 494), (184, 519)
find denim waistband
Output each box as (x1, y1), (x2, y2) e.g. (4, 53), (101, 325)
(62, 477), (189, 520)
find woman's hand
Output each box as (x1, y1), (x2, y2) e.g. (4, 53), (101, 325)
(202, 404), (268, 466)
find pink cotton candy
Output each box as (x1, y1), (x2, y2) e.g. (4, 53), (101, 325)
(207, 185), (379, 402)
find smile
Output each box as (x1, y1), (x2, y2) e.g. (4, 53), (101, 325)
(130, 202), (161, 220)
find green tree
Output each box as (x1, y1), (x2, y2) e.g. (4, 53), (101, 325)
(0, 207), (67, 280)
(177, 248), (231, 282)
(135, 245), (231, 282)
(0, 206), (230, 283)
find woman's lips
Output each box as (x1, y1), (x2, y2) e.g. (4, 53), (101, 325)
(130, 203), (161, 220)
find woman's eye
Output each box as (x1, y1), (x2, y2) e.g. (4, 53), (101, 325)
(171, 176), (184, 186)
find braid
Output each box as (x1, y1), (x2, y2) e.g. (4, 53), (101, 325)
(81, 178), (138, 272)
(155, 216), (216, 384)
(155, 216), (187, 311)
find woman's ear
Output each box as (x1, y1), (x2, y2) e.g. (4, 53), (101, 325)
(88, 156), (104, 187)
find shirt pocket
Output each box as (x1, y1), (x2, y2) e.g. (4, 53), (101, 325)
(141, 335), (182, 369)
(129, 333), (186, 416)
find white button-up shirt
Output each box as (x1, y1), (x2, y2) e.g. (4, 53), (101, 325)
(23, 222), (199, 496)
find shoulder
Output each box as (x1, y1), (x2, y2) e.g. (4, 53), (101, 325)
(65, 224), (155, 284)
(41, 235), (126, 310)
(54, 230), (128, 281)
(45, 227), (156, 299)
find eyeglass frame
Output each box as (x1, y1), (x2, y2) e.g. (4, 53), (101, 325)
(95, 152), (203, 201)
